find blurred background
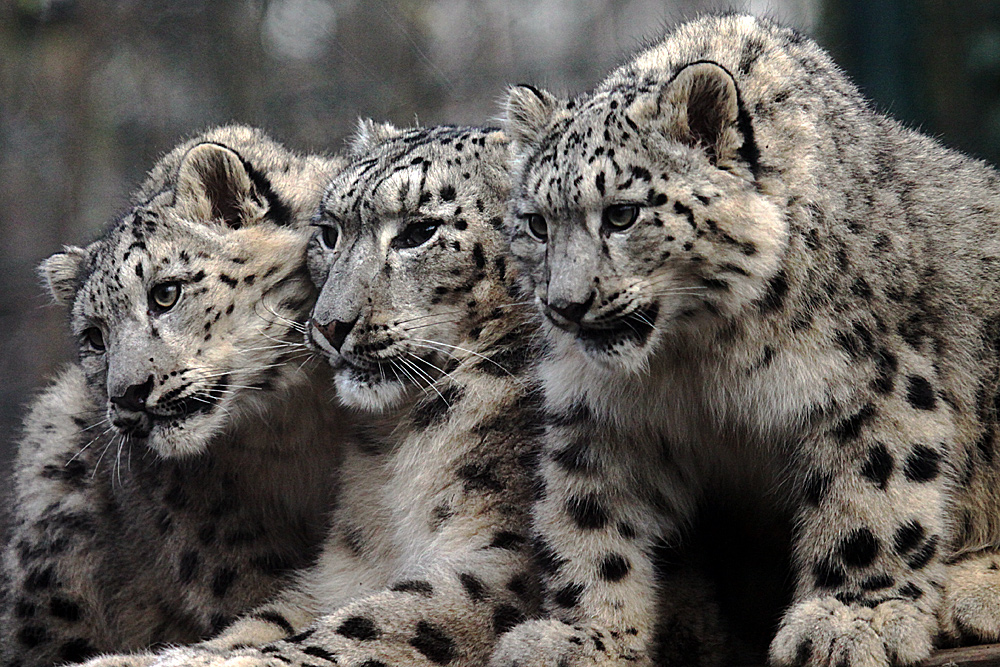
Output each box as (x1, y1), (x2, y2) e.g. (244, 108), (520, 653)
(1, 0), (998, 506)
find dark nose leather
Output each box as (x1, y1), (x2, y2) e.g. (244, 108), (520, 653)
(313, 317), (358, 352)
(547, 293), (595, 324)
(110, 376), (153, 412)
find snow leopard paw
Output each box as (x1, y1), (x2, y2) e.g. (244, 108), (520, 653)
(770, 596), (934, 667)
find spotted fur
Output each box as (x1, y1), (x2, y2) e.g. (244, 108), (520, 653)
(491, 14), (1000, 667)
(75, 124), (545, 667)
(2, 126), (350, 666)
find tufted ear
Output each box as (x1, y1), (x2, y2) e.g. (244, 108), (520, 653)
(349, 119), (405, 157)
(174, 142), (267, 229)
(632, 61), (755, 171)
(504, 84), (561, 150)
(39, 245), (88, 306)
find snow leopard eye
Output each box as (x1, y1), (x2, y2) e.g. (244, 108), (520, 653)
(318, 224), (340, 250)
(523, 214), (548, 242)
(602, 204), (639, 232)
(392, 219), (440, 249)
(83, 326), (106, 352)
(149, 282), (181, 313)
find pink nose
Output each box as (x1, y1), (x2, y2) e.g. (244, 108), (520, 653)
(312, 317), (357, 352)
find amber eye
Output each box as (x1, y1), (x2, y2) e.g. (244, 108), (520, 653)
(319, 224), (339, 250)
(524, 214), (548, 242)
(603, 204), (639, 231)
(393, 220), (440, 249)
(149, 282), (181, 313)
(83, 327), (105, 352)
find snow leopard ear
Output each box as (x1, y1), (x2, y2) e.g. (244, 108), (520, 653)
(174, 142), (267, 229)
(636, 61), (755, 172)
(504, 84), (561, 150)
(39, 245), (88, 306)
(349, 119), (405, 157)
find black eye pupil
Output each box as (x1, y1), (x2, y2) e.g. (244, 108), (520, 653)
(603, 204), (639, 230)
(320, 225), (339, 249)
(526, 214), (548, 241)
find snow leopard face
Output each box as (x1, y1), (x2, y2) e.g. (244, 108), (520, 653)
(504, 62), (787, 373)
(41, 127), (339, 457)
(307, 122), (513, 412)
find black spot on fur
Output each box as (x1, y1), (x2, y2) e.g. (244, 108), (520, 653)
(489, 532), (525, 550)
(860, 574), (894, 591)
(211, 566), (237, 597)
(357, 662), (389, 667)
(599, 553), (631, 581)
(832, 404), (876, 442)
(252, 611), (295, 635)
(58, 638), (98, 662)
(803, 471), (832, 505)
(178, 550), (199, 584)
(533, 536), (565, 574)
(48, 596), (81, 622)
(337, 616), (381, 641)
(459, 573), (487, 602)
(552, 437), (595, 473)
(554, 582), (585, 607)
(595, 172), (606, 196)
(391, 580), (434, 596)
(440, 184), (456, 201)
(493, 605), (526, 635)
(566, 494), (610, 530)
(838, 528), (880, 568)
(218, 274), (238, 288)
(873, 349), (898, 394)
(860, 444), (894, 490)
(410, 620), (456, 665)
(898, 582), (924, 599)
(893, 521), (924, 555)
(906, 375), (937, 411)
(411, 385), (465, 429)
(302, 646), (338, 663)
(458, 460), (504, 493)
(813, 558), (845, 589)
(18, 626), (46, 648)
(904, 445), (941, 482)
(24, 566), (54, 592)
(906, 536), (938, 570)
(758, 270), (788, 313)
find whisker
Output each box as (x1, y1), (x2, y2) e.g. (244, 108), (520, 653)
(393, 309), (465, 327)
(411, 337), (525, 384)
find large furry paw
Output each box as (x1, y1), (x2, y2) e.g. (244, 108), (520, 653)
(488, 619), (641, 667)
(941, 555), (1000, 643)
(770, 597), (935, 667)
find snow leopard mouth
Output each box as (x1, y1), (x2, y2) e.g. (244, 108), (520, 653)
(112, 376), (229, 438)
(549, 304), (660, 352)
(340, 353), (439, 387)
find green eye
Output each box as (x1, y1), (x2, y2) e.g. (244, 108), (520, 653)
(319, 224), (339, 250)
(603, 204), (639, 231)
(524, 214), (548, 242)
(83, 327), (105, 352)
(149, 282), (181, 312)
(393, 220), (440, 249)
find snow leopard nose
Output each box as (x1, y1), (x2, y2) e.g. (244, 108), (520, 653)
(110, 376), (153, 413)
(313, 317), (358, 352)
(547, 292), (596, 324)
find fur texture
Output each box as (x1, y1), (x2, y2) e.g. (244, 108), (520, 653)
(75, 124), (546, 667)
(493, 14), (1000, 667)
(2, 126), (350, 666)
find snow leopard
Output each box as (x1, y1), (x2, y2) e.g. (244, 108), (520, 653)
(71, 123), (554, 667)
(2, 126), (351, 667)
(491, 13), (1000, 667)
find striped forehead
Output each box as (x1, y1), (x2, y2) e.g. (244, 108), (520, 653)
(324, 130), (496, 222)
